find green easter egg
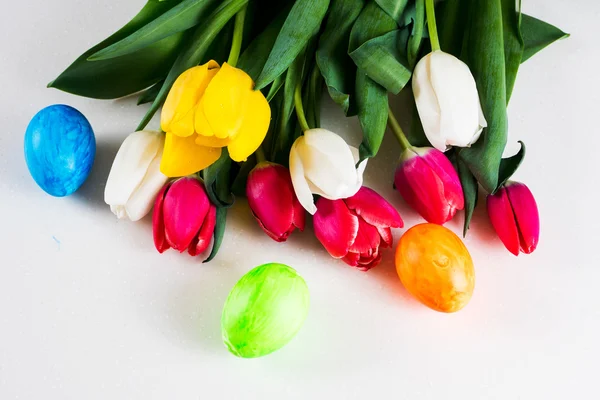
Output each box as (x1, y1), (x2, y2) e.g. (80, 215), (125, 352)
(221, 263), (310, 358)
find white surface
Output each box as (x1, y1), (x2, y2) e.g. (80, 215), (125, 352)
(0, 1), (598, 399)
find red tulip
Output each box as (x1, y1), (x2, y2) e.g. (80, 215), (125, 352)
(487, 181), (539, 256)
(153, 177), (216, 257)
(394, 147), (464, 225)
(246, 162), (305, 242)
(313, 187), (403, 270)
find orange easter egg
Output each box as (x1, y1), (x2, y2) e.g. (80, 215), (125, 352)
(395, 223), (475, 313)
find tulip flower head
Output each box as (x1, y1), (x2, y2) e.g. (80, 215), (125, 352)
(160, 61), (271, 177)
(289, 128), (367, 215)
(487, 181), (540, 256)
(313, 187), (403, 270)
(394, 146), (464, 225)
(153, 177), (217, 257)
(104, 130), (168, 221)
(412, 51), (487, 152)
(246, 162), (305, 242)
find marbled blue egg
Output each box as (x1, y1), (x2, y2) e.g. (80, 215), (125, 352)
(24, 105), (96, 197)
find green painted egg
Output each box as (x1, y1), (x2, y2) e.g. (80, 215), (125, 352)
(221, 263), (310, 358)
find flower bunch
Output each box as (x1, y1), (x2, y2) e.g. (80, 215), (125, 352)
(53, 0), (566, 265)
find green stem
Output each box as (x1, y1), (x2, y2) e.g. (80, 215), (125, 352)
(226, 5), (247, 67)
(294, 82), (310, 132)
(387, 108), (412, 151)
(255, 146), (266, 163)
(425, 0), (441, 52)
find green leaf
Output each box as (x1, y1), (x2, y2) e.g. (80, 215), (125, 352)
(137, 0), (249, 131)
(137, 80), (163, 105)
(204, 207), (227, 263)
(496, 141), (526, 191)
(458, 0), (508, 193)
(407, 0), (425, 69)
(502, 0), (524, 102)
(349, 1), (397, 50)
(231, 157), (258, 197)
(374, 0), (408, 23)
(203, 150), (235, 208)
(316, 0), (365, 115)
(457, 158), (479, 237)
(48, 1), (186, 99)
(356, 72), (388, 162)
(237, 5), (290, 81)
(89, 0), (218, 61)
(436, 0), (470, 57)
(254, 0), (330, 90)
(350, 29), (411, 94)
(266, 75), (285, 102)
(304, 63), (324, 129)
(521, 14), (569, 63)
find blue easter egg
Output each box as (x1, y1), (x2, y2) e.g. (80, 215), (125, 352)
(24, 105), (96, 197)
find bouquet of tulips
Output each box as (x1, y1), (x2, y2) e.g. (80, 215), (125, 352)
(51, 0), (566, 267)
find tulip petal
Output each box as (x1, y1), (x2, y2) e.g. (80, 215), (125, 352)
(188, 205), (217, 256)
(417, 147), (464, 212)
(345, 187), (403, 229)
(341, 251), (360, 267)
(313, 197), (359, 259)
(163, 178), (210, 252)
(348, 217), (380, 254)
(377, 226), (393, 248)
(195, 134), (231, 148)
(160, 132), (222, 177)
(246, 163), (295, 241)
(505, 182), (540, 254)
(125, 147), (169, 221)
(412, 54), (445, 151)
(289, 139), (317, 215)
(299, 129), (361, 200)
(487, 188), (520, 256)
(395, 151), (458, 225)
(201, 62), (253, 139)
(161, 61), (220, 137)
(428, 51), (483, 148)
(152, 183), (171, 253)
(292, 195), (306, 231)
(104, 130), (163, 208)
(227, 90), (271, 162)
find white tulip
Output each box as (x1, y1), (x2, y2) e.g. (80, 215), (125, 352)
(412, 50), (487, 152)
(104, 131), (168, 221)
(289, 128), (367, 215)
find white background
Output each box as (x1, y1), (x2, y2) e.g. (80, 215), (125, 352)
(1, 1), (597, 399)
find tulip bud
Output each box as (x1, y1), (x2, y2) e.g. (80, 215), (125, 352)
(289, 128), (367, 215)
(104, 131), (168, 221)
(313, 187), (403, 270)
(394, 146), (464, 225)
(152, 177), (217, 257)
(487, 181), (540, 256)
(246, 162), (305, 242)
(412, 51), (487, 151)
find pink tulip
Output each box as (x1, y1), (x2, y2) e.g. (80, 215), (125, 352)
(394, 147), (464, 225)
(153, 177), (216, 257)
(313, 187), (403, 270)
(487, 181), (539, 256)
(246, 162), (305, 242)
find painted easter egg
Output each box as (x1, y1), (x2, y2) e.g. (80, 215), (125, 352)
(24, 105), (95, 197)
(221, 263), (310, 358)
(395, 223), (475, 313)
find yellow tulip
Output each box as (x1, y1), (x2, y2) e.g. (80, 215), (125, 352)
(159, 60), (271, 177)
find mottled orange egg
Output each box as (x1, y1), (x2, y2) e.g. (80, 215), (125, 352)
(395, 223), (475, 313)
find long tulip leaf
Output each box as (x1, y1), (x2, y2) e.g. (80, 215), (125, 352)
(204, 207), (227, 263)
(374, 0), (409, 24)
(254, 0), (330, 90)
(316, 0), (365, 116)
(406, 0), (425, 69)
(203, 150), (234, 208)
(496, 141), (526, 191)
(89, 0), (218, 61)
(503, 0), (524, 103)
(137, 0), (249, 131)
(137, 80), (163, 105)
(521, 14), (569, 63)
(458, 0), (508, 194)
(48, 0), (186, 99)
(457, 158), (478, 237)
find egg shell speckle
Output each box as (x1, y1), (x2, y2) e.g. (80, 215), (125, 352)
(24, 105), (96, 197)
